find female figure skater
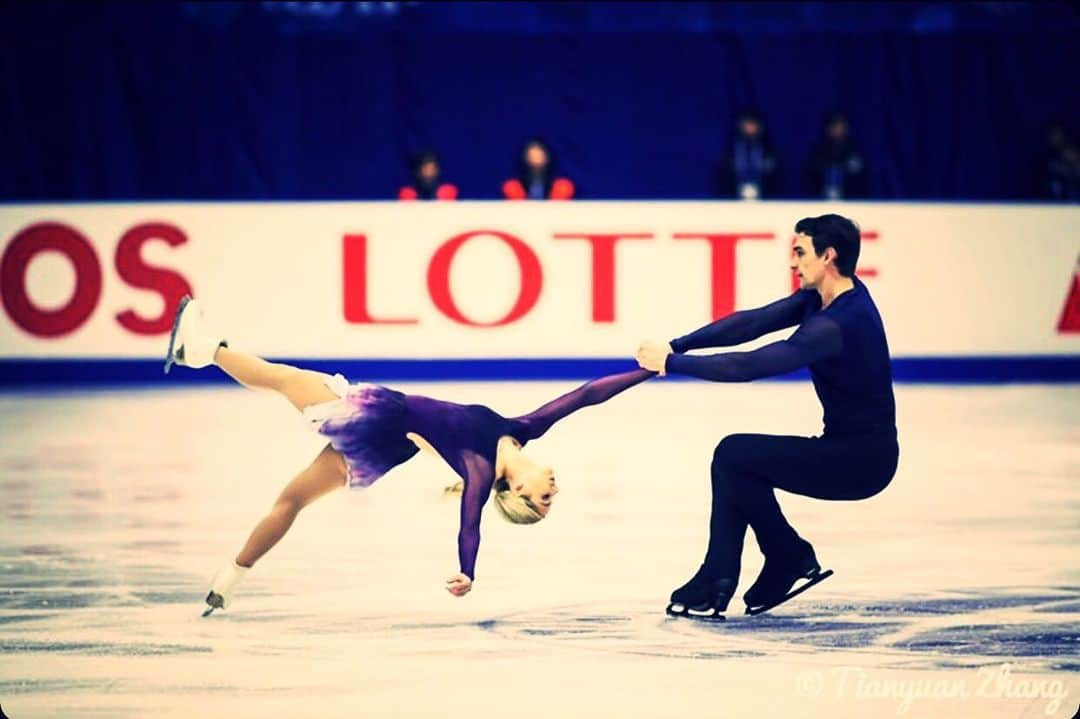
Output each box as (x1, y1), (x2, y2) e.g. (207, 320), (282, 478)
(165, 297), (653, 614)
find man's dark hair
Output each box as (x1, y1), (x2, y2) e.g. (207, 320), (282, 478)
(794, 214), (861, 277)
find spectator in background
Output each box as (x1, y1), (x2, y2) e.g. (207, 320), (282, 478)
(1035, 122), (1080, 202)
(502, 138), (575, 200)
(806, 112), (867, 200)
(398, 151), (458, 201)
(720, 109), (780, 200)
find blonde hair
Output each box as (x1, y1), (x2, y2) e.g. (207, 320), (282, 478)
(443, 477), (543, 525)
(491, 478), (543, 525)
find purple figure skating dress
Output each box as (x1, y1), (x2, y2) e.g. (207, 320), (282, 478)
(304, 369), (654, 580)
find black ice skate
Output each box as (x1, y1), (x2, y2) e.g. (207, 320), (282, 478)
(665, 565), (736, 622)
(743, 542), (833, 616)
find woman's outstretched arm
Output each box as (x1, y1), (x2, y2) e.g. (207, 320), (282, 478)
(511, 368), (656, 442)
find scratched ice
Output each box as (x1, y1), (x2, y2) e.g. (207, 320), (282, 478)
(1, 382), (1077, 718)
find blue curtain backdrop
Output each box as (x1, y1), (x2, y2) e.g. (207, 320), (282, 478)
(1, 1), (1077, 201)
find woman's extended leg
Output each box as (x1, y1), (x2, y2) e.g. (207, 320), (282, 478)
(234, 443), (348, 567)
(214, 346), (339, 411)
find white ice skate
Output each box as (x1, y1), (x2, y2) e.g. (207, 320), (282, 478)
(164, 296), (227, 374)
(202, 561), (250, 617)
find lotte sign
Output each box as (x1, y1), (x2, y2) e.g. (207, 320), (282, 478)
(2, 222), (882, 338)
(343, 229), (880, 327)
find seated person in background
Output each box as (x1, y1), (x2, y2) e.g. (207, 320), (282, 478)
(398, 151), (458, 201)
(1034, 122), (1080, 202)
(806, 112), (867, 200)
(502, 138), (575, 200)
(719, 109), (780, 200)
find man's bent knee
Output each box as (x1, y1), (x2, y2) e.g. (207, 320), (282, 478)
(712, 434), (747, 471)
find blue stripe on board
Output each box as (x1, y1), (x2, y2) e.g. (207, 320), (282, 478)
(0, 356), (1078, 388)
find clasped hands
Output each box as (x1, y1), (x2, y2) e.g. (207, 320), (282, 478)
(636, 340), (673, 376)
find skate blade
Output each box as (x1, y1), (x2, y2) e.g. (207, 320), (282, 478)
(745, 568), (834, 616)
(201, 590), (225, 618)
(202, 593), (224, 617)
(163, 295), (192, 375)
(666, 602), (726, 622)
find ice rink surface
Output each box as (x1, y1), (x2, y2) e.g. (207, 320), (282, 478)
(1, 379), (1077, 718)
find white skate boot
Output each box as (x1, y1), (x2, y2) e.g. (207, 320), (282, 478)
(164, 296), (227, 374)
(202, 561), (250, 617)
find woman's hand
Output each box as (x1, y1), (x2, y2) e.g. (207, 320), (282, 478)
(446, 573), (472, 597)
(636, 340), (671, 375)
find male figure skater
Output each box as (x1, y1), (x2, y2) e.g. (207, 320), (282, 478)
(637, 214), (898, 619)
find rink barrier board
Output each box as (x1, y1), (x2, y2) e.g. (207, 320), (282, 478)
(1, 202), (1078, 361)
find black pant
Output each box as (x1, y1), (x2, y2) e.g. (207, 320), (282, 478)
(703, 427), (899, 579)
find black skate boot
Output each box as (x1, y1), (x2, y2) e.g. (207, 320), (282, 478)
(743, 539), (833, 616)
(666, 565), (736, 622)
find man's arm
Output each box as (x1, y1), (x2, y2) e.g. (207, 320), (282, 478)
(663, 314), (843, 382)
(670, 291), (818, 353)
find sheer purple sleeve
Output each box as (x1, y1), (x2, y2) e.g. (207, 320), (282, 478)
(512, 368), (655, 441)
(666, 313), (843, 381)
(670, 290), (819, 353)
(455, 450), (494, 581)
